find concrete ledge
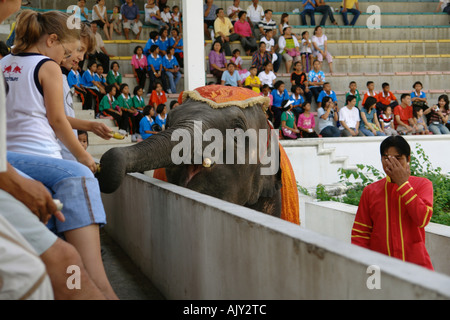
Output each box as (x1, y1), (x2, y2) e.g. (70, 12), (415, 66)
(102, 173), (450, 299)
(305, 201), (450, 276)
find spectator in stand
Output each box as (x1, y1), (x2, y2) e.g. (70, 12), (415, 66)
(278, 26), (301, 74)
(227, 0), (243, 25)
(317, 82), (337, 109)
(204, 0), (218, 40)
(73, 0), (89, 23)
(393, 94), (414, 135)
(339, 95), (365, 137)
(281, 104), (301, 139)
(318, 96), (340, 137)
(377, 82), (399, 117)
(411, 81), (429, 112)
(214, 7), (240, 57)
(271, 80), (290, 129)
(300, 31), (314, 73)
(157, 27), (170, 57)
(209, 41), (227, 84)
(311, 26), (333, 74)
(360, 96), (386, 137)
(106, 61), (123, 95)
(340, 0), (362, 26)
(92, 0), (112, 40)
(121, 0), (143, 40)
(131, 45), (148, 90)
(426, 95), (450, 135)
(230, 49), (250, 83)
(278, 13), (291, 37)
(144, 30), (159, 56)
(147, 44), (168, 92)
(379, 105), (398, 136)
(169, 28), (184, 68)
(258, 61), (277, 88)
(234, 11), (258, 56)
(132, 86), (146, 112)
(308, 59), (325, 103)
(315, 0), (338, 26)
(345, 81), (361, 108)
(171, 5), (182, 31)
(436, 0), (450, 15)
(221, 62), (242, 87)
(139, 105), (158, 139)
(300, 0), (316, 26)
(116, 83), (143, 141)
(149, 81), (168, 109)
(362, 80), (378, 106)
(412, 106), (429, 135)
(261, 84), (273, 106)
(81, 61), (102, 113)
(160, 5), (172, 30)
(259, 9), (278, 41)
(163, 46), (182, 93)
(155, 103), (168, 131)
(291, 61), (312, 103)
(86, 22), (113, 74)
(297, 102), (318, 138)
(110, 5), (123, 37)
(246, 0), (264, 38)
(144, 0), (167, 30)
(68, 64), (93, 110)
(260, 29), (281, 73)
(99, 85), (126, 132)
(244, 66), (262, 93)
(95, 64), (107, 93)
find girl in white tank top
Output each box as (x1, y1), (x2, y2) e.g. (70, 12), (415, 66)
(1, 10), (97, 173)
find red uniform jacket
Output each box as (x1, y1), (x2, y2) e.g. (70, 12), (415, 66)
(351, 176), (434, 270)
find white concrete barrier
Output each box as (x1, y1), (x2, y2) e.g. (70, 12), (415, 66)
(102, 173), (450, 299)
(304, 201), (450, 276)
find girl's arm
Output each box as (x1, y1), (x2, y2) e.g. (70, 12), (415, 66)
(67, 117), (113, 140)
(40, 61), (96, 173)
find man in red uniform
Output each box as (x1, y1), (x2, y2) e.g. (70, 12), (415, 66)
(351, 136), (434, 270)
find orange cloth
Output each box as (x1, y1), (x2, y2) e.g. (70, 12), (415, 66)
(153, 168), (168, 182)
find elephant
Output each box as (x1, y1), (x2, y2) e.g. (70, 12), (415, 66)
(97, 86), (299, 222)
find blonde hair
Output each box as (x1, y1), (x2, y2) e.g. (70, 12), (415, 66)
(80, 23), (96, 54)
(13, 10), (80, 54)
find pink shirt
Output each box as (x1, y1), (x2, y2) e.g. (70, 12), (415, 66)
(131, 54), (148, 70)
(297, 113), (315, 130)
(234, 20), (253, 38)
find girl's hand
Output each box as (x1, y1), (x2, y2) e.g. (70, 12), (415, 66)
(77, 152), (97, 174)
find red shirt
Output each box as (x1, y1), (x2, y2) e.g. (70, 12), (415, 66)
(377, 91), (397, 105)
(352, 176), (434, 270)
(149, 90), (167, 107)
(393, 104), (413, 128)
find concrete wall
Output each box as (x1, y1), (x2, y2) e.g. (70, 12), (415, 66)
(304, 201), (450, 276)
(102, 173), (450, 299)
(282, 135), (450, 189)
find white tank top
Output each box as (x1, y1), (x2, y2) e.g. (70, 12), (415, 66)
(1, 53), (62, 158)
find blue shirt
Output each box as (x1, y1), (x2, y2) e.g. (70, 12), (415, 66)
(360, 107), (377, 129)
(204, 4), (218, 21)
(147, 54), (163, 71)
(317, 90), (337, 103)
(155, 114), (167, 129)
(157, 37), (170, 53)
(144, 39), (158, 56)
(67, 70), (81, 88)
(290, 93), (305, 107)
(411, 91), (426, 99)
(308, 70), (325, 88)
(169, 37), (183, 53)
(271, 88), (291, 108)
(139, 116), (155, 140)
(81, 70), (96, 88)
(121, 3), (140, 20)
(163, 55), (179, 70)
(302, 0), (316, 11)
(221, 70), (241, 87)
(94, 73), (106, 85)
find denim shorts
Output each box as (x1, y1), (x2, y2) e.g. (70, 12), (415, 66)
(7, 152), (106, 234)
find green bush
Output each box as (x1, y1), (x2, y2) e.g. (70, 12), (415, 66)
(298, 144), (450, 226)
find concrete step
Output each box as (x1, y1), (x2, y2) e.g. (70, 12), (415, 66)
(87, 142), (135, 157)
(87, 131), (132, 146)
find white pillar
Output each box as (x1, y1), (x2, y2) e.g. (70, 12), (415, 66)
(182, 0), (206, 91)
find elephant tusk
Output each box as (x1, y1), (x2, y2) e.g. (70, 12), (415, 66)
(202, 158), (212, 168)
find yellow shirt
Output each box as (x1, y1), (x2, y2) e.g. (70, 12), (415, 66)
(244, 75), (261, 93)
(214, 17), (234, 38)
(342, 0), (358, 9)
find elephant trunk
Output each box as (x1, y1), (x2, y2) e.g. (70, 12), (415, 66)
(97, 128), (178, 194)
